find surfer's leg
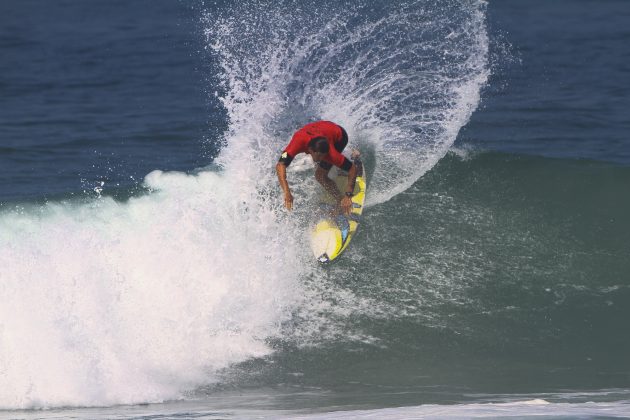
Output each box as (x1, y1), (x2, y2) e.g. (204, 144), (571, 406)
(316, 127), (349, 203)
(351, 149), (363, 177)
(315, 164), (342, 201)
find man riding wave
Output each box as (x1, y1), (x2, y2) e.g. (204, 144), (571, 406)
(276, 121), (359, 215)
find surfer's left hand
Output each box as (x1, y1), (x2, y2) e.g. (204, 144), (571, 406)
(340, 196), (352, 215)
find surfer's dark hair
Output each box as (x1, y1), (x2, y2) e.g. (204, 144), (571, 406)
(308, 137), (329, 153)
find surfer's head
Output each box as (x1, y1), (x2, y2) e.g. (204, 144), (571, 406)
(307, 137), (329, 162)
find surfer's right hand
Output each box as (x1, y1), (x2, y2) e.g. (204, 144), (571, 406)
(340, 196), (352, 215)
(284, 192), (294, 211)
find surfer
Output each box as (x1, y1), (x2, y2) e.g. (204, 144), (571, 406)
(276, 120), (358, 215)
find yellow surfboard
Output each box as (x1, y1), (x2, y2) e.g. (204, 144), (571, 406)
(310, 160), (366, 263)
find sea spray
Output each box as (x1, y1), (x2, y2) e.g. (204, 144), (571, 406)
(0, 0), (489, 409)
(204, 0), (489, 205)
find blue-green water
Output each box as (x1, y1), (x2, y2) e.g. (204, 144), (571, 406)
(1, 0), (629, 418)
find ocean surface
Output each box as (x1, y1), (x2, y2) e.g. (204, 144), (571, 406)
(1, 0), (630, 419)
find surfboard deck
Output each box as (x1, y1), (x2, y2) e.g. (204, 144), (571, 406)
(310, 160), (366, 263)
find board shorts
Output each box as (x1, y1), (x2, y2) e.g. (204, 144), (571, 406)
(319, 126), (348, 170)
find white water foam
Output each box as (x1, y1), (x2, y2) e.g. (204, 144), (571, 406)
(4, 397), (630, 419)
(0, 168), (306, 408)
(292, 399), (630, 419)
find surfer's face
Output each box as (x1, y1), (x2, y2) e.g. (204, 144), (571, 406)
(308, 148), (326, 163)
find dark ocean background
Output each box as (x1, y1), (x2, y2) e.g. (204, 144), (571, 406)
(1, 0), (629, 419)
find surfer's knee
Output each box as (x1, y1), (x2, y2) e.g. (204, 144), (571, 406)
(314, 168), (327, 183)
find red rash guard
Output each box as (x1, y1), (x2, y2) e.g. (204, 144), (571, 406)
(279, 121), (351, 170)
